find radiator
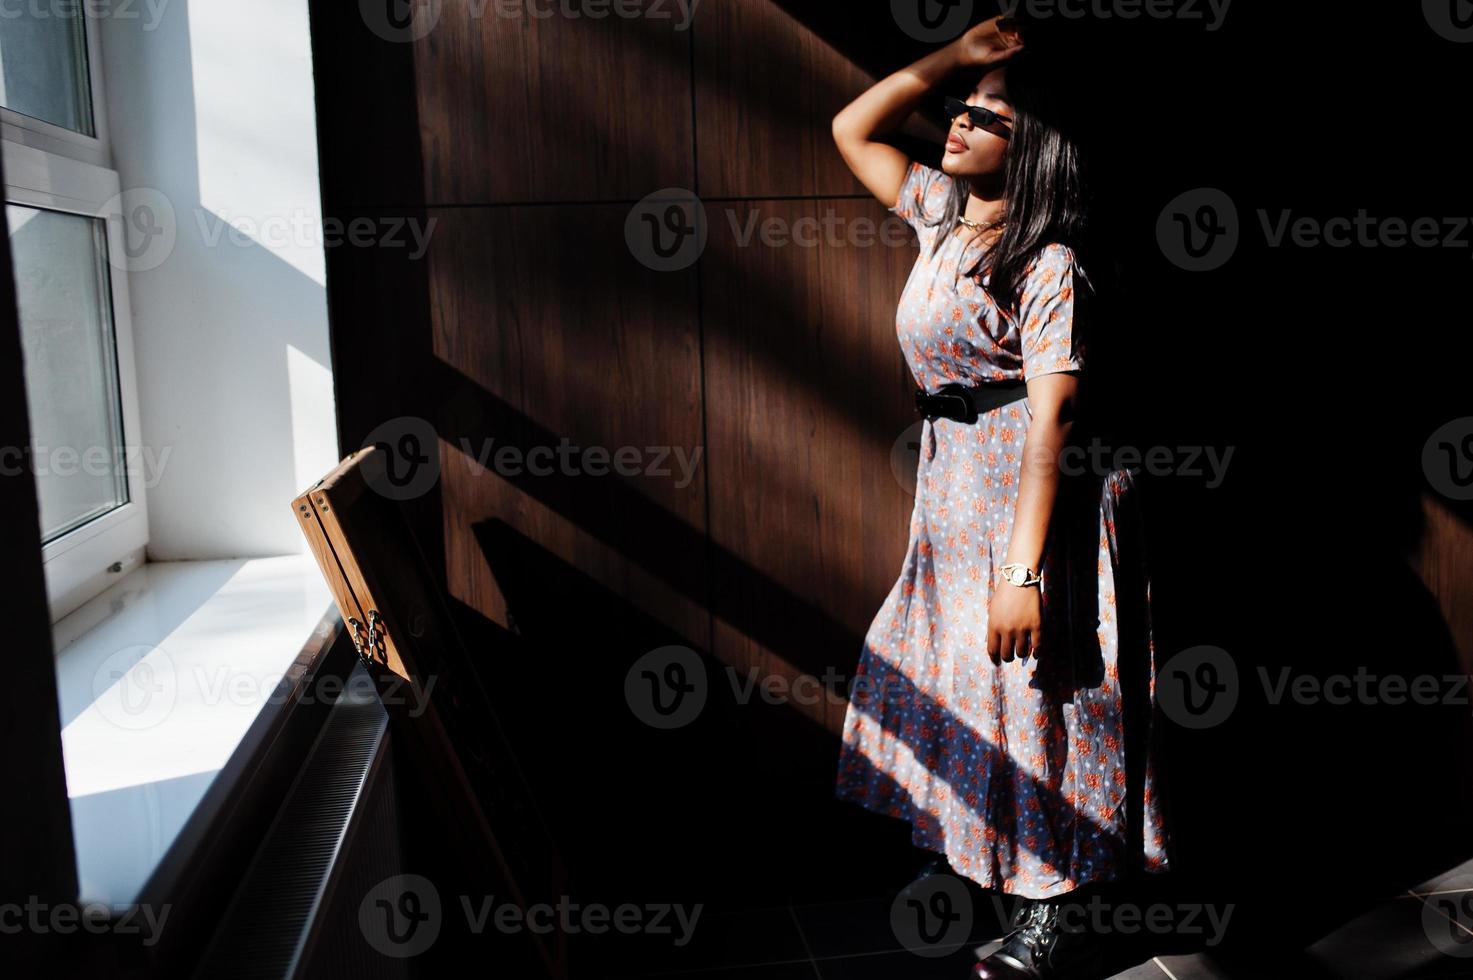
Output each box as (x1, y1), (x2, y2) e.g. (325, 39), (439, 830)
(192, 663), (407, 980)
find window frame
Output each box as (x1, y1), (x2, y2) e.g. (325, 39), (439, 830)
(2, 12), (149, 622)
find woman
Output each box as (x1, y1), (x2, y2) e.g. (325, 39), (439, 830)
(831, 17), (1171, 979)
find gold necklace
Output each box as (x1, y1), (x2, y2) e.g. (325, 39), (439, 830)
(957, 214), (1005, 234)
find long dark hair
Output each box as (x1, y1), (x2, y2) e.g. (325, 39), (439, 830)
(922, 50), (1092, 316)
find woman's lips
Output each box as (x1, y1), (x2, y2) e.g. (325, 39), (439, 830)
(946, 134), (969, 153)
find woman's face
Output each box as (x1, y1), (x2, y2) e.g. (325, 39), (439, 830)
(941, 67), (1011, 181)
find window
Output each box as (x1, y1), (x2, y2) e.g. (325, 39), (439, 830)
(3, 3), (147, 621)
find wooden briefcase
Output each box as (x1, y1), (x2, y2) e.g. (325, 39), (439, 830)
(292, 446), (567, 977)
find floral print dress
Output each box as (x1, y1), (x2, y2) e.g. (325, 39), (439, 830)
(835, 161), (1171, 899)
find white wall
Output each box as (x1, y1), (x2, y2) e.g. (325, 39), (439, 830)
(98, 0), (337, 560)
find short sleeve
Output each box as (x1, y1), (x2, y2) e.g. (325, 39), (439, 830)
(890, 160), (953, 246)
(1017, 244), (1086, 380)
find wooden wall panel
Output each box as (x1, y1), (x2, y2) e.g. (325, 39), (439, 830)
(414, 1), (696, 204)
(1415, 493), (1473, 677)
(312, 0), (968, 908)
(693, 0), (871, 198)
(700, 197), (918, 734)
(309, 2), (429, 209)
(425, 205), (707, 643)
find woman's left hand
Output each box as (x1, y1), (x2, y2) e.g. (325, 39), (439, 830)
(987, 582), (1042, 664)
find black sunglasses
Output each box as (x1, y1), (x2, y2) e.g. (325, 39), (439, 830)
(943, 96), (1013, 137)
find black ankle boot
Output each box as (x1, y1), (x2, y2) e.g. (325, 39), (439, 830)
(972, 896), (1104, 980)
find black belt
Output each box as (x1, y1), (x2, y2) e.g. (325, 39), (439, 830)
(914, 380), (1029, 424)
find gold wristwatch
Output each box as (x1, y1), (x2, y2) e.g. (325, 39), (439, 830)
(999, 562), (1042, 588)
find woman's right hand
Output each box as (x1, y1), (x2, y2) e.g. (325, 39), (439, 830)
(955, 16), (1026, 68)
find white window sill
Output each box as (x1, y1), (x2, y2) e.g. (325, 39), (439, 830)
(53, 553), (333, 907)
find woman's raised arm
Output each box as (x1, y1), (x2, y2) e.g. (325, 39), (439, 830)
(830, 16), (1025, 208)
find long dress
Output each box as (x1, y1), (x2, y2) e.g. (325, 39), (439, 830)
(835, 160), (1171, 899)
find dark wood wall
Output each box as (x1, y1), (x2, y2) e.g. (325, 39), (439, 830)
(309, 0), (935, 911)
(308, 0), (1473, 939)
